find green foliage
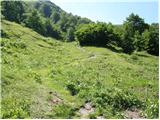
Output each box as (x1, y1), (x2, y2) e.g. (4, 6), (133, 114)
(147, 24), (159, 56)
(141, 30), (150, 50)
(1, 1), (159, 56)
(92, 88), (143, 110)
(47, 104), (75, 118)
(143, 99), (159, 118)
(1, 29), (9, 38)
(58, 13), (69, 32)
(66, 82), (80, 96)
(1, 0), (92, 41)
(75, 22), (117, 47)
(121, 35), (135, 54)
(124, 13), (149, 34)
(40, 3), (52, 17)
(121, 13), (149, 53)
(2, 98), (30, 119)
(24, 10), (45, 35)
(134, 31), (147, 51)
(51, 12), (60, 23)
(1, 1), (25, 23)
(44, 19), (62, 39)
(28, 72), (42, 84)
(1, 7), (159, 120)
(66, 27), (75, 41)
(119, 18), (158, 55)
(1, 38), (27, 51)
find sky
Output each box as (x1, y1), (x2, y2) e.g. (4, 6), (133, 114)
(50, 0), (159, 24)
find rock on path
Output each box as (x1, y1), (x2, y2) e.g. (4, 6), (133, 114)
(124, 109), (144, 119)
(79, 102), (95, 118)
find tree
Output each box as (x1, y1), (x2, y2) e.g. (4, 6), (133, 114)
(24, 10), (45, 35)
(34, 2), (41, 9)
(121, 13), (149, 53)
(66, 27), (75, 41)
(1, 1), (25, 23)
(58, 13), (68, 32)
(121, 22), (135, 53)
(141, 30), (150, 50)
(147, 24), (159, 56)
(44, 19), (62, 39)
(147, 31), (159, 56)
(125, 13), (149, 34)
(134, 31), (147, 51)
(40, 4), (52, 17)
(78, 17), (91, 24)
(51, 12), (60, 23)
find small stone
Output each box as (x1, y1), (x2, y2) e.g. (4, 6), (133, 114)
(97, 116), (104, 119)
(85, 103), (92, 110)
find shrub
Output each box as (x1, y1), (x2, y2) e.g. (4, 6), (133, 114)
(92, 88), (143, 110)
(75, 22), (117, 47)
(66, 82), (79, 96)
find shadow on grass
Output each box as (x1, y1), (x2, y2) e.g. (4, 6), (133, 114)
(135, 53), (151, 58)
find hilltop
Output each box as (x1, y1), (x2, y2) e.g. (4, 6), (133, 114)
(1, 20), (158, 118)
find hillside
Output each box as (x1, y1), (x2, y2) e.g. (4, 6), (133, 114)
(1, 20), (158, 119)
(1, 0), (92, 41)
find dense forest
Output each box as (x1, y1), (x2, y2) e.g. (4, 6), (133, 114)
(1, 0), (159, 119)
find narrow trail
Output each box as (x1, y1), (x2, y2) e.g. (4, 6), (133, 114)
(64, 46), (98, 67)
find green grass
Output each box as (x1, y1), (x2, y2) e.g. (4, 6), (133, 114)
(1, 20), (159, 119)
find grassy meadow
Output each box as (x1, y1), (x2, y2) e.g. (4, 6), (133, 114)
(1, 20), (159, 118)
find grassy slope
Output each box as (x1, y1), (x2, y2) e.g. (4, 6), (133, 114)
(1, 20), (159, 118)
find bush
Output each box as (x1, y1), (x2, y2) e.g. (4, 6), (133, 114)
(92, 88), (142, 110)
(75, 22), (117, 47)
(66, 82), (79, 96)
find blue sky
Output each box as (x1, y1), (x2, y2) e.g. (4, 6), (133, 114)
(51, 0), (159, 24)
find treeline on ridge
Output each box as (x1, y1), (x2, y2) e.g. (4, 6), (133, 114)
(1, 0), (91, 40)
(1, 0), (159, 55)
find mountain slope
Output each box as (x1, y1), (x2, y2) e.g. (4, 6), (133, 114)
(1, 20), (159, 118)
(1, 0), (92, 41)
